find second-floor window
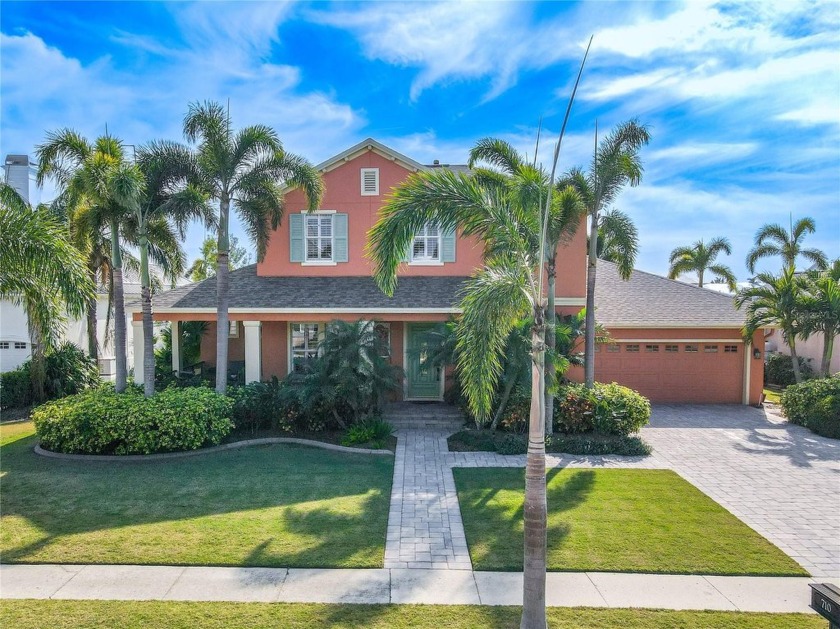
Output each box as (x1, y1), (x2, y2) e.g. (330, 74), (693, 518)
(412, 223), (440, 262)
(306, 215), (333, 261)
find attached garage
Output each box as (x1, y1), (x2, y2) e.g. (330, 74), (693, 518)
(588, 262), (764, 405)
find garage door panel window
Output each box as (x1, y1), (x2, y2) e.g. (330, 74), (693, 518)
(645, 344), (659, 352)
(606, 344), (620, 353)
(724, 345), (738, 353)
(625, 344), (640, 353)
(685, 344), (699, 353)
(665, 344), (679, 353)
(704, 345), (719, 353)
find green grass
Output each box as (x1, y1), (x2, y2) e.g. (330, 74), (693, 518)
(0, 601), (822, 629)
(455, 468), (807, 576)
(0, 421), (393, 568)
(763, 388), (782, 405)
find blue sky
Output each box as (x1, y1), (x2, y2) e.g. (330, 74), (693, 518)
(2, 1), (838, 281)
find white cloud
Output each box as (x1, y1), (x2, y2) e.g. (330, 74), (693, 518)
(310, 1), (584, 101)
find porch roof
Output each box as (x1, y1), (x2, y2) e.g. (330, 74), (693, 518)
(153, 265), (469, 311)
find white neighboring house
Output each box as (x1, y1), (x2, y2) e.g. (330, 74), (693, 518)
(0, 154), (178, 377)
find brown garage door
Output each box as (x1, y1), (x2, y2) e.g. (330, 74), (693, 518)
(595, 342), (744, 403)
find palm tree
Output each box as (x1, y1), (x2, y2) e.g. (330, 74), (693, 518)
(668, 237), (737, 291)
(37, 131), (138, 392)
(182, 101), (324, 393)
(799, 260), (840, 377)
(564, 120), (650, 388)
(0, 184), (94, 401)
(746, 216), (828, 274)
(596, 209), (639, 278)
(467, 138), (584, 435)
(131, 141), (215, 396)
(736, 268), (808, 383)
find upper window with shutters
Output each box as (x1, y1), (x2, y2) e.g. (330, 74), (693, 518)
(289, 211), (348, 266)
(360, 168), (379, 196)
(408, 222), (456, 266)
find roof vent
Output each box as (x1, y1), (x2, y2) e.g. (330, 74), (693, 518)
(433, 159), (440, 165)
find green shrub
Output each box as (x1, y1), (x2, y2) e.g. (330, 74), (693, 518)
(555, 383), (650, 436)
(765, 352), (813, 387)
(781, 377), (840, 439)
(497, 387), (531, 433)
(34, 386), (234, 455)
(554, 386), (596, 433)
(0, 367), (31, 409)
(341, 417), (394, 449)
(0, 343), (99, 410)
(496, 433), (527, 455)
(547, 434), (652, 456)
(228, 377), (299, 434)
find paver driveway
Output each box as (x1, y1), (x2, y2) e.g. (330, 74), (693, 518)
(642, 405), (840, 579)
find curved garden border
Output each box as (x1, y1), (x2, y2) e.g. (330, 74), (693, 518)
(33, 437), (394, 462)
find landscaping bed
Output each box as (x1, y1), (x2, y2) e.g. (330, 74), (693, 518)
(0, 601), (822, 629)
(454, 468), (807, 576)
(448, 430), (651, 456)
(225, 428), (397, 452)
(1, 422), (393, 568)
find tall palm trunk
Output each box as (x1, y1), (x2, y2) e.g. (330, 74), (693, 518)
(26, 306), (46, 404)
(139, 234), (155, 397)
(215, 197), (231, 394)
(110, 218), (127, 393)
(787, 331), (803, 384)
(86, 266), (99, 361)
(698, 268), (705, 288)
(521, 312), (547, 629)
(821, 333), (834, 378)
(545, 260), (556, 435)
(584, 217), (598, 388)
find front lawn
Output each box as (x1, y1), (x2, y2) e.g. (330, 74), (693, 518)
(0, 601), (822, 629)
(0, 421), (393, 568)
(454, 468), (806, 576)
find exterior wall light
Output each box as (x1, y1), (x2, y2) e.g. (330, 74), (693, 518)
(753, 348), (762, 360)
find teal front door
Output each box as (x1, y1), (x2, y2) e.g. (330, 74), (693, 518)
(406, 323), (442, 400)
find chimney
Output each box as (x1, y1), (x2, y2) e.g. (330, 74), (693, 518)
(4, 154), (35, 204)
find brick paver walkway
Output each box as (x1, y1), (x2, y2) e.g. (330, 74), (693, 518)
(642, 405), (840, 579)
(384, 429), (471, 570)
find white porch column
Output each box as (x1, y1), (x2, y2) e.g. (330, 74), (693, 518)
(243, 321), (262, 383)
(171, 321), (181, 374)
(132, 320), (144, 385)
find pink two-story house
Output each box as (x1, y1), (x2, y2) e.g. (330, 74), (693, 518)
(136, 138), (764, 405)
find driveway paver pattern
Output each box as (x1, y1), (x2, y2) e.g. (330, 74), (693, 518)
(641, 405), (840, 579)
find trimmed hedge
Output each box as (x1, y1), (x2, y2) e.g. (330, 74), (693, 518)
(554, 382), (651, 436)
(447, 430), (651, 456)
(34, 386), (233, 455)
(781, 377), (840, 439)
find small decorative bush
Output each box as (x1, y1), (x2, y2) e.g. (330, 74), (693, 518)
(555, 383), (650, 436)
(497, 387), (531, 434)
(0, 342), (99, 409)
(765, 352), (813, 387)
(341, 417), (394, 449)
(228, 377), (299, 434)
(495, 433), (527, 455)
(781, 377), (840, 439)
(34, 386), (234, 455)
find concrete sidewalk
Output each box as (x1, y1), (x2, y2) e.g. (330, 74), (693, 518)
(0, 564), (829, 613)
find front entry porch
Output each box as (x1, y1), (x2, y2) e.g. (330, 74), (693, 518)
(404, 323), (444, 401)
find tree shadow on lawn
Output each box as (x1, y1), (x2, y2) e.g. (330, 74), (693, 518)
(0, 435), (393, 567)
(456, 468), (595, 572)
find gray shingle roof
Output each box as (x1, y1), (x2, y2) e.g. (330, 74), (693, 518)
(594, 260), (745, 328)
(153, 261), (745, 328)
(153, 265), (468, 310)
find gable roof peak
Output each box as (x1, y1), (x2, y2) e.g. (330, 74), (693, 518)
(316, 138), (427, 174)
